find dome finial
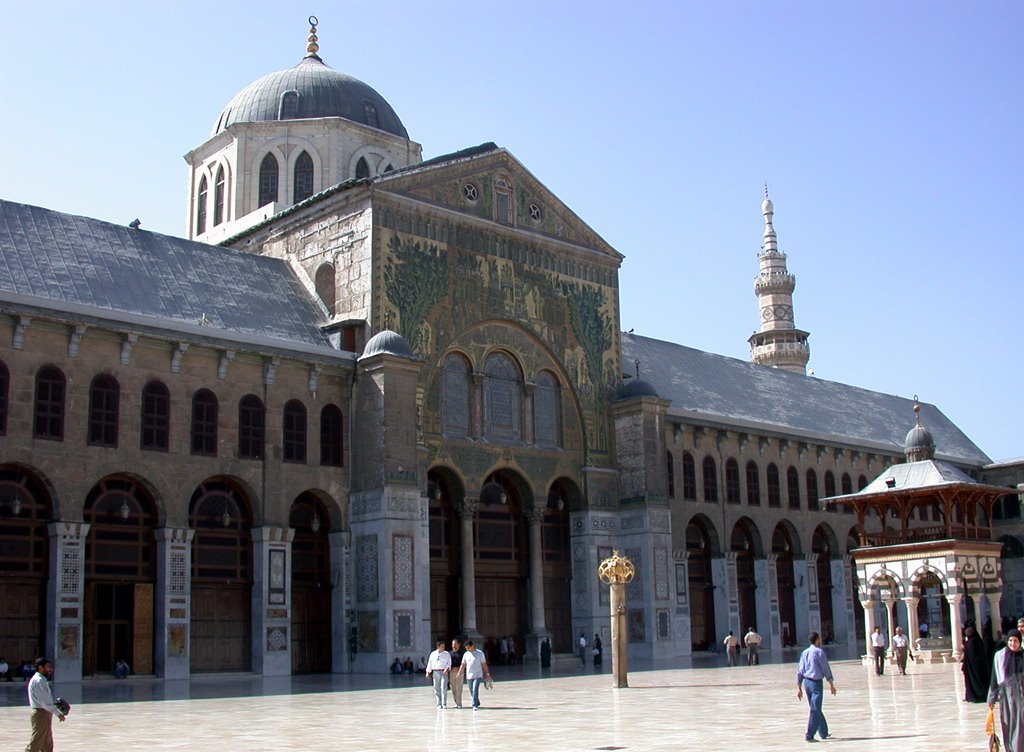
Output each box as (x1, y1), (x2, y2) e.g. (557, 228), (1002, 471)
(305, 15), (320, 59)
(913, 394), (921, 425)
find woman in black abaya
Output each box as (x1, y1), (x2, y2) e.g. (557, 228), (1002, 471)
(963, 626), (991, 702)
(989, 628), (1024, 752)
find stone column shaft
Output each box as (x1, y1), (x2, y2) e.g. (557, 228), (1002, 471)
(611, 582), (628, 688)
(47, 522), (90, 683)
(251, 526), (295, 676)
(987, 593), (1003, 640)
(861, 600), (876, 659)
(155, 527), (195, 680)
(526, 508), (547, 638)
(902, 597), (920, 652)
(948, 594), (965, 659)
(459, 500), (481, 639)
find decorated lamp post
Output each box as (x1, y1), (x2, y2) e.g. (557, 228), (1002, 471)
(598, 549), (635, 688)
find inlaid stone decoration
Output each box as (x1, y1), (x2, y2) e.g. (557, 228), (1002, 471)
(628, 608), (646, 642)
(392, 534), (414, 600)
(357, 611), (379, 652)
(598, 545), (613, 606)
(560, 281), (613, 389)
(61, 545), (81, 596)
(58, 624), (79, 659)
(383, 233), (448, 352)
(266, 626), (288, 652)
(394, 610), (414, 650)
(169, 550), (187, 597)
(654, 548), (669, 600)
(626, 547), (644, 601)
(657, 608), (670, 640)
(167, 625), (187, 657)
(356, 534), (378, 602)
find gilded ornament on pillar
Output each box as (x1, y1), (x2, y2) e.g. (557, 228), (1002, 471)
(598, 549), (636, 585)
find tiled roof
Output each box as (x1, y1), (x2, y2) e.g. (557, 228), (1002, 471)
(621, 332), (990, 466)
(0, 199), (332, 350)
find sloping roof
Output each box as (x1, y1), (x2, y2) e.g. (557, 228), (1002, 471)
(0, 199), (332, 350)
(857, 459), (979, 494)
(621, 332), (990, 466)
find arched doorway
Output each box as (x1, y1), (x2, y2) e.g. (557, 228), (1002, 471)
(83, 476), (157, 675)
(474, 471), (528, 664)
(916, 571), (950, 637)
(428, 468), (462, 643)
(289, 493), (331, 673)
(0, 467), (51, 663)
(731, 520), (758, 633)
(812, 526), (835, 642)
(542, 478), (575, 652)
(190, 479), (252, 672)
(686, 516), (717, 650)
(771, 523), (798, 646)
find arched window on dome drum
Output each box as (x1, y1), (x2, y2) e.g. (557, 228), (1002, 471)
(320, 404), (344, 467)
(702, 456), (718, 502)
(746, 461), (760, 506)
(87, 374), (120, 447)
(315, 263), (335, 315)
(666, 452), (675, 499)
(787, 466), (801, 509)
(196, 176), (207, 234)
(34, 366), (65, 441)
(191, 389), (218, 456)
(0, 360), (7, 435)
(806, 469), (819, 510)
(533, 371), (561, 447)
(141, 381), (170, 451)
(258, 153), (279, 207)
(213, 166), (225, 226)
(294, 151), (314, 203)
(725, 458), (740, 504)
(483, 352), (522, 442)
(441, 354), (471, 438)
(681, 452), (696, 500)
(383, 163), (394, 173)
(239, 394), (265, 460)
(355, 157), (370, 180)
(279, 90), (299, 120)
(283, 400), (307, 464)
(363, 101), (379, 129)
(767, 463), (781, 508)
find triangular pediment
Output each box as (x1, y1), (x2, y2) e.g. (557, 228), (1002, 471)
(374, 144), (622, 260)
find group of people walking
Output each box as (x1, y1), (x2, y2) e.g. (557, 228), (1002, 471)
(722, 627), (763, 666)
(425, 638), (492, 711)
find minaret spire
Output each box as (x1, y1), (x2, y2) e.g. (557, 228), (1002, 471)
(304, 15), (321, 60)
(748, 189), (811, 374)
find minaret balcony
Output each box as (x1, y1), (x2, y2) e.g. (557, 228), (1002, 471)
(754, 274), (796, 295)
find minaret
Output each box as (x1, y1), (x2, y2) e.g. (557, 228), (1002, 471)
(748, 187), (810, 374)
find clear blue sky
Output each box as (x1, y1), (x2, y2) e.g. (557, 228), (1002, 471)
(2, 1), (1021, 462)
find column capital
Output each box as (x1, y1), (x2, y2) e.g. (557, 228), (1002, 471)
(946, 593), (963, 605)
(456, 498), (480, 518)
(901, 595), (919, 605)
(155, 527), (195, 543)
(525, 506), (546, 525)
(252, 526), (295, 543)
(47, 521), (90, 540)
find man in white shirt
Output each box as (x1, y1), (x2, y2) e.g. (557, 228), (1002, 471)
(723, 631), (739, 666)
(871, 626), (887, 675)
(891, 626), (912, 675)
(25, 657), (65, 752)
(743, 627), (763, 665)
(578, 632), (587, 666)
(425, 640), (452, 709)
(458, 639), (492, 710)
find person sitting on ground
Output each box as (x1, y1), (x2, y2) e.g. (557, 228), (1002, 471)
(417, 656), (427, 673)
(402, 657), (415, 674)
(21, 660), (34, 681)
(114, 659), (130, 679)
(390, 657), (403, 674)
(0, 657), (9, 681)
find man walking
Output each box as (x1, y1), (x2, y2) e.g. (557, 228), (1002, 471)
(723, 630), (739, 666)
(448, 638), (465, 708)
(578, 632), (588, 666)
(425, 640), (451, 709)
(871, 626), (887, 675)
(458, 640), (491, 710)
(891, 627), (912, 675)
(744, 626), (762, 666)
(796, 632), (837, 743)
(25, 657), (66, 752)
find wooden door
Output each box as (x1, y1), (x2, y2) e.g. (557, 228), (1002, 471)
(543, 577), (572, 653)
(0, 579), (44, 664)
(475, 577), (525, 663)
(776, 554), (796, 645)
(430, 576), (455, 643)
(191, 584), (250, 672)
(291, 586), (331, 673)
(737, 552), (757, 632)
(816, 556), (834, 641)
(688, 551), (716, 650)
(133, 583), (153, 674)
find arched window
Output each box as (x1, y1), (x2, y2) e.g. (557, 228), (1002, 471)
(363, 101), (379, 128)
(494, 177), (513, 225)
(0, 360), (7, 435)
(841, 473), (853, 495)
(191, 389), (218, 456)
(824, 470), (837, 500)
(320, 404), (344, 466)
(141, 381), (170, 451)
(238, 395), (265, 459)
(725, 458), (740, 504)
(681, 452), (696, 500)
(315, 263), (336, 315)
(441, 353), (471, 437)
(767, 463), (781, 507)
(787, 466), (801, 509)
(87, 374), (119, 447)
(258, 153), (279, 207)
(533, 371), (561, 447)
(746, 461), (760, 506)
(857, 474), (868, 491)
(279, 90), (299, 120)
(806, 469), (819, 510)
(483, 352), (521, 442)
(283, 400), (307, 463)
(34, 366), (66, 440)
(294, 151), (314, 203)
(84, 478), (156, 579)
(355, 157), (370, 179)
(702, 456), (718, 502)
(666, 452), (675, 499)
(213, 165), (225, 226)
(196, 176), (207, 234)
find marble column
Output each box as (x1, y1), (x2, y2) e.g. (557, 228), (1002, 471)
(970, 592), (983, 630)
(754, 556), (773, 653)
(902, 596), (920, 652)
(861, 599), (876, 659)
(154, 527), (194, 680)
(525, 506), (549, 657)
(251, 526), (295, 676)
(885, 599), (897, 636)
(804, 553), (821, 635)
(329, 530), (350, 673)
(47, 521), (90, 682)
(765, 554), (782, 656)
(457, 498), (482, 641)
(948, 594), (965, 658)
(987, 593), (1003, 640)
(724, 552), (740, 635)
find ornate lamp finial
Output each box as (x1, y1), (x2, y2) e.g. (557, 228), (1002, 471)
(305, 15), (320, 58)
(598, 549), (636, 585)
(764, 182), (769, 199)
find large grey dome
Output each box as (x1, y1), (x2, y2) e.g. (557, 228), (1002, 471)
(212, 56), (409, 139)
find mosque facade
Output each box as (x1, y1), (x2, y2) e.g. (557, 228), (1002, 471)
(0, 21), (1019, 680)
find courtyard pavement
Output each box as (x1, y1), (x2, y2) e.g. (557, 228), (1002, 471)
(0, 649), (993, 751)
